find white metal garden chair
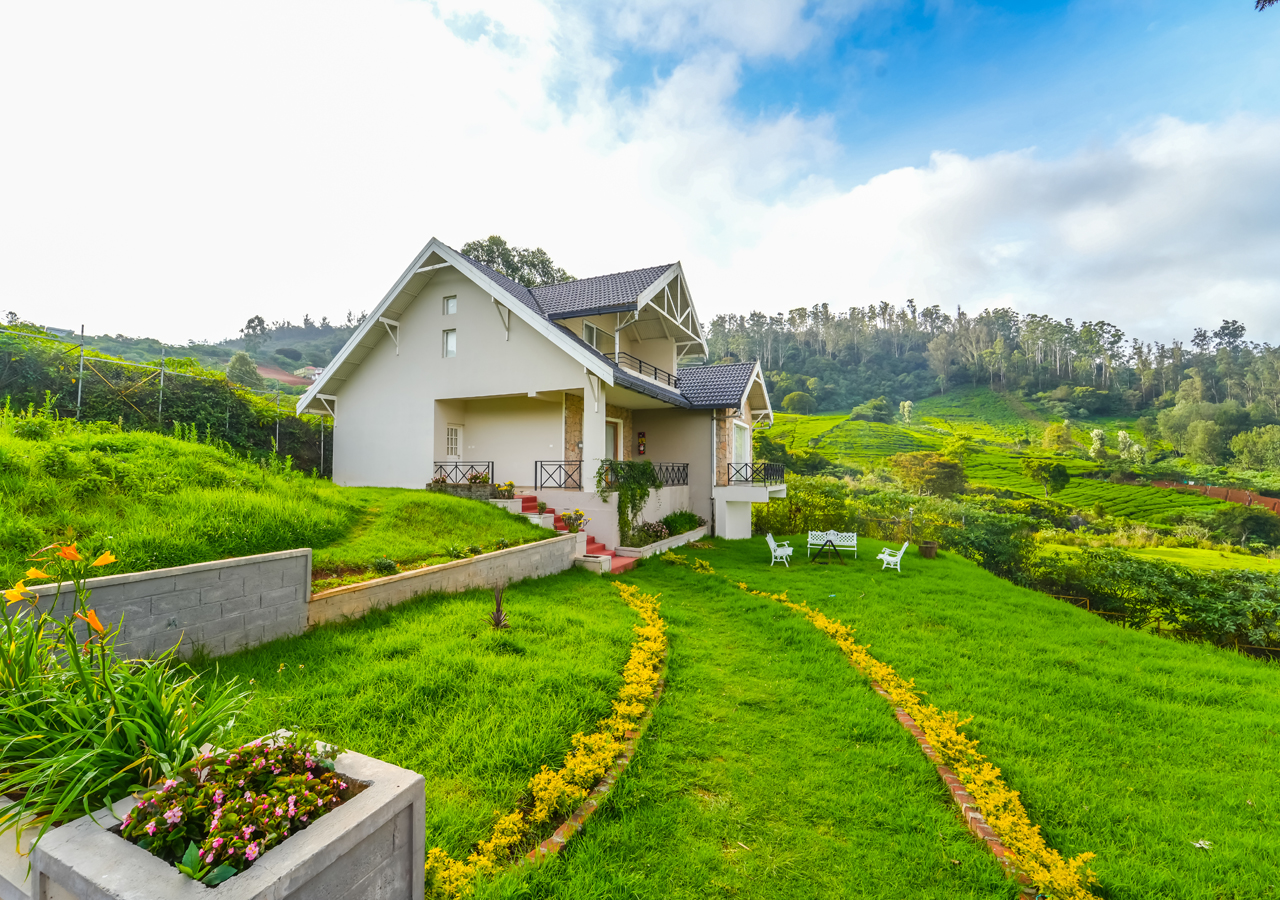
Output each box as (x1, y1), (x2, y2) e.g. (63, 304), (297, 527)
(877, 542), (909, 573)
(766, 534), (794, 567)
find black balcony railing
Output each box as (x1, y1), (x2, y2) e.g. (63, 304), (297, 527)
(536, 460), (583, 490)
(433, 461), (494, 484)
(605, 352), (678, 389)
(728, 462), (786, 485)
(595, 459), (688, 489)
(652, 461), (689, 486)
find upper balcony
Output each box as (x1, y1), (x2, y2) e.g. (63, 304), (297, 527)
(605, 351), (678, 389)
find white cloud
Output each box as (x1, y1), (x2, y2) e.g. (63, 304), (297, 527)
(0, 0), (1277, 348)
(703, 115), (1280, 343)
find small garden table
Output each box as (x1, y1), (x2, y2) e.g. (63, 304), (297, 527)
(809, 539), (846, 565)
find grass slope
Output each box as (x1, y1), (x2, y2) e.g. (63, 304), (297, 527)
(670, 536), (1280, 900)
(0, 423), (548, 584)
(1041, 543), (1280, 573)
(912, 385), (1045, 442)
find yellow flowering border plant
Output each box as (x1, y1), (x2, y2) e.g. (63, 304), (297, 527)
(424, 582), (667, 898)
(733, 580), (1101, 900)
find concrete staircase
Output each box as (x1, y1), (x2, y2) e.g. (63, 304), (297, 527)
(517, 494), (636, 574)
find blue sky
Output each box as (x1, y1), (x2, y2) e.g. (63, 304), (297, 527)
(603, 1), (1280, 183)
(2, 0), (1279, 343)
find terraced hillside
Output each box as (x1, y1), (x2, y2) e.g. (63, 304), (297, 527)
(764, 387), (1231, 522)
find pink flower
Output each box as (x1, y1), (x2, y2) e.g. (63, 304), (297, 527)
(122, 814), (132, 828)
(164, 807), (182, 825)
(275, 807), (284, 817)
(213, 790), (225, 804)
(242, 826), (253, 839)
(300, 815), (308, 822)
(212, 838), (224, 849)
(205, 852), (215, 864)
(245, 843), (260, 862)
(145, 821), (157, 836)
(244, 791), (253, 801)
(160, 779), (179, 793)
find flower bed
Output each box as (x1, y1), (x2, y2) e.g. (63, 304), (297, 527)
(423, 582), (667, 899)
(120, 737), (352, 887)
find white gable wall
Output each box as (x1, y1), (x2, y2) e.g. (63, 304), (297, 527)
(332, 268), (601, 487)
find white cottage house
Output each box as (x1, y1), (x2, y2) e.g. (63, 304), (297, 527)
(297, 238), (785, 546)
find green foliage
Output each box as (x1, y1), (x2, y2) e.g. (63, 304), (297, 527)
(460, 235), (574, 287)
(887, 451), (965, 498)
(848, 396), (891, 422)
(1, 546), (248, 848)
(595, 459), (663, 543)
(781, 391), (816, 414)
(369, 555), (398, 577)
(1021, 457), (1071, 497)
(660, 509), (706, 535)
(1230, 424), (1280, 469)
(227, 351), (264, 389)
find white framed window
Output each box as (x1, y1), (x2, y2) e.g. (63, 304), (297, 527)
(443, 329), (457, 358)
(583, 321), (600, 349)
(733, 421), (750, 465)
(443, 296), (457, 315)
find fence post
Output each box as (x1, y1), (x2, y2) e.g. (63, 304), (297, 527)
(320, 415), (324, 477)
(158, 347), (165, 427)
(76, 325), (85, 419)
(275, 391), (280, 455)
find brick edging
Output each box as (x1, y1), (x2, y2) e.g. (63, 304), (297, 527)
(525, 647), (670, 862)
(867, 680), (1039, 898)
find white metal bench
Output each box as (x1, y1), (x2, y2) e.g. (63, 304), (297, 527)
(877, 542), (909, 573)
(766, 534), (794, 567)
(807, 530), (857, 559)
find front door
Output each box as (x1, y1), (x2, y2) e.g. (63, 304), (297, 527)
(446, 425), (463, 461)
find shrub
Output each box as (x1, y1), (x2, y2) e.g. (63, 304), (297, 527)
(369, 555), (397, 577)
(660, 509), (705, 535)
(121, 738), (347, 886)
(629, 521), (671, 546)
(781, 391), (816, 415)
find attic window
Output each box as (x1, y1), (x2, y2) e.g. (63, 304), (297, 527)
(444, 296), (457, 315)
(583, 322), (600, 349)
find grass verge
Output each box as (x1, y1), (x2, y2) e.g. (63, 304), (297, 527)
(681, 535), (1280, 900)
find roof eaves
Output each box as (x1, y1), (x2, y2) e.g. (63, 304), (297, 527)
(545, 302), (639, 321)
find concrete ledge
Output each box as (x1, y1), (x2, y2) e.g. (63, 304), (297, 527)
(615, 526), (707, 559)
(29, 750), (425, 900)
(308, 534), (578, 626)
(489, 499), (524, 513)
(573, 555), (613, 574)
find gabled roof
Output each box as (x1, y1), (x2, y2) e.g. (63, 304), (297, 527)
(677, 360), (774, 423)
(676, 362), (759, 407)
(533, 265), (673, 319)
(297, 238), (710, 416)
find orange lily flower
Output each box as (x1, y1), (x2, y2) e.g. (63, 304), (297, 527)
(25, 567), (49, 580)
(5, 581), (33, 605)
(58, 544), (83, 562)
(75, 609), (105, 634)
(91, 551), (117, 567)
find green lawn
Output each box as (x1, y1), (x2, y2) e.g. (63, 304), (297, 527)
(650, 536), (1280, 900)
(912, 385), (1046, 442)
(200, 535), (1280, 899)
(202, 570), (636, 858)
(1042, 542), (1280, 573)
(310, 488), (551, 584)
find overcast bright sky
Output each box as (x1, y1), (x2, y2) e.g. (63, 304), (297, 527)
(2, 0), (1278, 346)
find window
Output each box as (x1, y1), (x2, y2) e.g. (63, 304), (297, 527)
(733, 421), (750, 465)
(583, 322), (599, 349)
(443, 296), (456, 315)
(443, 329), (456, 357)
(446, 426), (460, 459)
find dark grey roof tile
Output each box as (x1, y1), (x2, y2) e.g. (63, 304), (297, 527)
(676, 362), (758, 408)
(533, 265), (672, 318)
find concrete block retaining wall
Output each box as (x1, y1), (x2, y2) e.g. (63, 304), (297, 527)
(308, 533), (580, 626)
(28, 550), (311, 659)
(615, 526), (707, 559)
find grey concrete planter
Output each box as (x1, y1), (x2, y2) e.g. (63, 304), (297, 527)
(27, 750), (424, 900)
(614, 526), (707, 559)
